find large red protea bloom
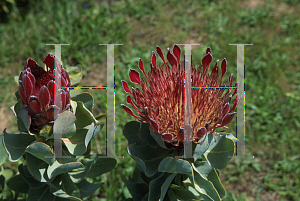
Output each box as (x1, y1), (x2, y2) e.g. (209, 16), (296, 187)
(18, 54), (71, 132)
(121, 45), (240, 146)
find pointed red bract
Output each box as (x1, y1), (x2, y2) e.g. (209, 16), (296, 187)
(162, 133), (173, 141)
(211, 60), (219, 79)
(61, 76), (67, 88)
(39, 85), (50, 111)
(201, 53), (212, 72)
(229, 93), (240, 113)
(121, 104), (140, 119)
(151, 51), (157, 69)
(24, 58), (37, 70)
(26, 71), (36, 87)
(122, 80), (133, 95)
(43, 53), (59, 72)
(47, 80), (55, 101)
(29, 100), (41, 114)
(221, 58), (227, 77)
(126, 95), (132, 105)
(232, 82), (239, 97)
(229, 73), (233, 87)
(206, 47), (211, 54)
(138, 58), (147, 79)
(167, 49), (177, 69)
(47, 106), (54, 121)
(177, 128), (184, 142)
(222, 102), (230, 119)
(62, 68), (71, 86)
(221, 112), (236, 126)
(129, 69), (141, 84)
(151, 120), (159, 133)
(61, 90), (66, 109)
(196, 127), (207, 139)
(156, 46), (167, 66)
(22, 74), (33, 99)
(173, 44), (181, 63)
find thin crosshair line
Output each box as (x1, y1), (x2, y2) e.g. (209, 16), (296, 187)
(191, 87), (237, 89)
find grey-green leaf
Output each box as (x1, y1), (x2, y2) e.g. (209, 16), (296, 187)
(204, 135), (235, 169)
(159, 157), (193, 175)
(71, 92), (93, 112)
(26, 142), (55, 165)
(3, 129), (36, 162)
(53, 110), (76, 138)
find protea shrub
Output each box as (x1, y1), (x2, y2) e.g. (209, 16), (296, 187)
(122, 45), (240, 201)
(1, 54), (116, 201)
(18, 54), (71, 132)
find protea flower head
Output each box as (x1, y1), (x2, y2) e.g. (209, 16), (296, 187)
(121, 45), (240, 147)
(18, 54), (71, 132)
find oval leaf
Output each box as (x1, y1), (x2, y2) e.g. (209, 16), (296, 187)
(76, 179), (102, 199)
(128, 143), (173, 177)
(85, 154), (117, 178)
(194, 134), (214, 161)
(193, 161), (225, 199)
(47, 160), (84, 180)
(191, 163), (221, 201)
(74, 102), (97, 129)
(158, 157), (193, 175)
(26, 153), (48, 182)
(17, 108), (31, 133)
(125, 179), (149, 201)
(71, 92), (93, 112)
(63, 123), (104, 156)
(61, 174), (81, 199)
(3, 129), (36, 162)
(28, 185), (56, 201)
(204, 135), (235, 169)
(18, 164), (46, 189)
(7, 174), (29, 193)
(53, 110), (76, 138)
(26, 142), (55, 165)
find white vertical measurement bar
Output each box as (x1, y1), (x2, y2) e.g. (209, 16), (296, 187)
(229, 44), (253, 159)
(98, 44), (123, 159)
(184, 44), (193, 158)
(176, 43), (200, 159)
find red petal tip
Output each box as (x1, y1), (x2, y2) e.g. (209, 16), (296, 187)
(221, 58), (227, 76)
(121, 104), (140, 119)
(206, 47), (211, 54)
(196, 127), (207, 139)
(173, 44), (181, 63)
(129, 69), (141, 85)
(221, 112), (236, 126)
(162, 133), (173, 142)
(121, 80), (133, 95)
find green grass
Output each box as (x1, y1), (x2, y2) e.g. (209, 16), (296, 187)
(1, 0), (300, 200)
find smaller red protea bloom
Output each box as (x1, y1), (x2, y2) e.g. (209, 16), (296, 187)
(121, 45), (240, 147)
(18, 54), (71, 132)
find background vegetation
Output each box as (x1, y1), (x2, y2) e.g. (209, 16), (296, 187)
(0, 0), (299, 200)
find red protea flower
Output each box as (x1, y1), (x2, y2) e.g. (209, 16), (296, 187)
(18, 54), (71, 132)
(121, 45), (240, 146)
